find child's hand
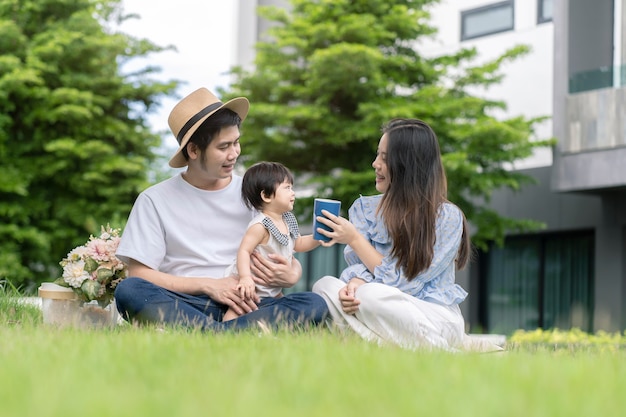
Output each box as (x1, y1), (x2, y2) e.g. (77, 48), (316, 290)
(236, 276), (256, 300)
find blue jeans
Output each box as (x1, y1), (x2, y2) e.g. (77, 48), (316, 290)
(114, 277), (329, 331)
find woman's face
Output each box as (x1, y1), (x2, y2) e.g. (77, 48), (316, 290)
(372, 133), (390, 193)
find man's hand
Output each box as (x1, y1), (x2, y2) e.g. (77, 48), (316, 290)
(250, 252), (301, 288)
(203, 275), (259, 316)
(339, 278), (366, 314)
(128, 259), (260, 317)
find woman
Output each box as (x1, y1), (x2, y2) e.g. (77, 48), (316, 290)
(313, 118), (482, 351)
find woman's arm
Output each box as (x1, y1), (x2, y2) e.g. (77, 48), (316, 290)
(340, 228), (383, 274)
(317, 209), (383, 274)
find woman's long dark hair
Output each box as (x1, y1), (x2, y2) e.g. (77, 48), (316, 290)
(378, 118), (470, 280)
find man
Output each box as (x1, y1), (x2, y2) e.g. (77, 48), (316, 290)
(114, 88), (328, 330)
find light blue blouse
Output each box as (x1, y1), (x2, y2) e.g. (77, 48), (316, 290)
(340, 194), (468, 306)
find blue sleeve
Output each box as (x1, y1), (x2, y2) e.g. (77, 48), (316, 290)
(339, 197), (375, 283)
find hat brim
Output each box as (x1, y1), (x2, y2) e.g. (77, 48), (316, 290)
(168, 97), (249, 168)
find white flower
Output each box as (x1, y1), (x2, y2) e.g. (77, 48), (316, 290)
(62, 260), (91, 288)
(66, 245), (89, 262)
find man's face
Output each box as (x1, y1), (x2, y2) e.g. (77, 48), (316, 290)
(195, 125), (241, 180)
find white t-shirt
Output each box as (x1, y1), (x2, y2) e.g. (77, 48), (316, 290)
(116, 173), (255, 279)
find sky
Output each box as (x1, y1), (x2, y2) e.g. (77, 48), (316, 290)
(120, 0), (238, 137)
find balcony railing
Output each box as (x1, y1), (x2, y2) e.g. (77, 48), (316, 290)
(569, 65), (626, 94)
(561, 83), (626, 154)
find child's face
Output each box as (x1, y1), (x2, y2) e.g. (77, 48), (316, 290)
(269, 179), (296, 212)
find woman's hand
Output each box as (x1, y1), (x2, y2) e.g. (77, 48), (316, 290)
(317, 210), (384, 274)
(316, 210), (359, 247)
(338, 278), (366, 314)
(250, 252), (301, 288)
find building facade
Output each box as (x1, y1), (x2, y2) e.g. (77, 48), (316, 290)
(235, 0), (626, 335)
(462, 0), (626, 335)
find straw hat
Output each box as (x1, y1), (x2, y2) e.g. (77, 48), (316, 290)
(167, 88), (249, 168)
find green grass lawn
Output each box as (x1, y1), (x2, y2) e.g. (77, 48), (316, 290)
(1, 293), (625, 417)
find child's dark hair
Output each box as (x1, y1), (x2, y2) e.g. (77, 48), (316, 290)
(242, 162), (294, 210)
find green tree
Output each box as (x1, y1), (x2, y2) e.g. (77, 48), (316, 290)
(0, 0), (177, 289)
(222, 0), (552, 249)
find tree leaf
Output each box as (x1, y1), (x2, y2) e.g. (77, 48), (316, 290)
(0, 0), (179, 289)
(222, 0), (552, 248)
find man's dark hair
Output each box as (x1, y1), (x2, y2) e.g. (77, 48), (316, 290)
(182, 108), (242, 160)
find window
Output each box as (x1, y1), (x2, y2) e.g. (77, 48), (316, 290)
(538, 0), (553, 23)
(461, 1), (514, 41)
(479, 232), (594, 335)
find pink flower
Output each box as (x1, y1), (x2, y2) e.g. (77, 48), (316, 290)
(57, 224), (127, 305)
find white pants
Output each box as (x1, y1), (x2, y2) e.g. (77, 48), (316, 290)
(313, 276), (466, 351)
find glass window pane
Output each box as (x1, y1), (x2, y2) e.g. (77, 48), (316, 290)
(462, 2), (514, 40)
(486, 238), (540, 334)
(538, 0), (553, 23)
(542, 235), (594, 331)
(483, 232), (595, 334)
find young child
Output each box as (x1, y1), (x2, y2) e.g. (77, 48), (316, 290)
(223, 161), (322, 321)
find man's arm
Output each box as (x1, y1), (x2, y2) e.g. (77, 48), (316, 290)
(250, 252), (302, 288)
(128, 259), (259, 314)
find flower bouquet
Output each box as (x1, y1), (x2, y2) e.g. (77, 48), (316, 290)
(55, 224), (127, 308)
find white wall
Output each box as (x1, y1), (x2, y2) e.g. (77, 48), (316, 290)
(420, 0), (554, 168)
(235, 0), (260, 71)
